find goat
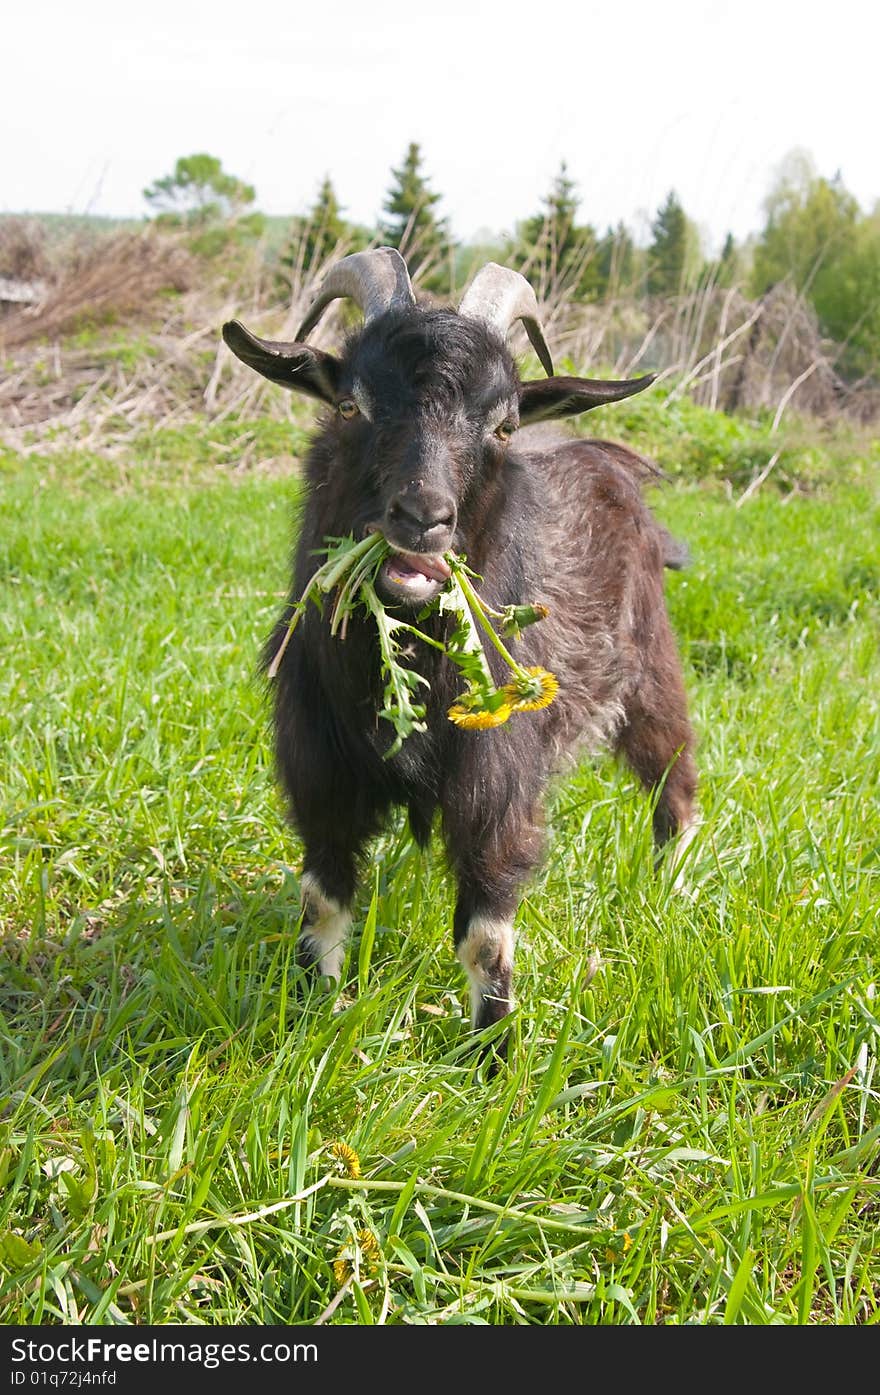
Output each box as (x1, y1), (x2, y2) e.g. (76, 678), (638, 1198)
(222, 248), (697, 1054)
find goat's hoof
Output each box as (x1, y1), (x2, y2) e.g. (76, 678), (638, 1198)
(468, 1024), (510, 1077)
(296, 940), (318, 972)
(483, 1040), (509, 1078)
(293, 936), (342, 1001)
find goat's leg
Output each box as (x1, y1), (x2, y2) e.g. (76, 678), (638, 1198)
(294, 791), (390, 979)
(279, 728), (389, 981)
(298, 821), (384, 978)
(297, 861), (357, 983)
(617, 687), (698, 882)
(445, 797), (544, 1046)
(454, 890), (516, 1036)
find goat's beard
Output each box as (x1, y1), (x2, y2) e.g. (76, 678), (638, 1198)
(375, 550), (451, 608)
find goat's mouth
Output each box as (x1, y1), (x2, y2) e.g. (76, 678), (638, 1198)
(377, 549), (451, 607)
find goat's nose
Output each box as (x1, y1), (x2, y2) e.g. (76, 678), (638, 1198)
(387, 486), (456, 544)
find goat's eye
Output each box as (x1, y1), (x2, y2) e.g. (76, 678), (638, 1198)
(495, 420), (515, 442)
(337, 398), (359, 420)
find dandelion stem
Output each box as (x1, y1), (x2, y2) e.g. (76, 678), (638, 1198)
(319, 532), (387, 594)
(267, 531), (550, 745)
(268, 533), (388, 676)
(451, 562), (528, 680)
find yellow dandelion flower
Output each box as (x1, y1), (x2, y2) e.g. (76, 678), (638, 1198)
(329, 1140), (361, 1179)
(357, 1228), (382, 1269)
(448, 702), (512, 729)
(501, 666), (559, 713)
(332, 1228), (382, 1289)
(604, 1230), (633, 1265)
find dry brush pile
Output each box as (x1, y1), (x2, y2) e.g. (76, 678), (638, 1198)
(555, 282), (876, 422)
(0, 219), (356, 456)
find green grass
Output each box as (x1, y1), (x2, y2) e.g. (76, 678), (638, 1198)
(0, 435), (878, 1325)
(580, 370), (879, 491)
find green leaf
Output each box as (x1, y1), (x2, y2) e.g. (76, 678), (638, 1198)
(358, 875), (379, 996)
(352, 1279), (374, 1323)
(61, 1169), (95, 1219)
(0, 1231), (42, 1270)
(389, 1173), (420, 1235)
(723, 1247), (755, 1324)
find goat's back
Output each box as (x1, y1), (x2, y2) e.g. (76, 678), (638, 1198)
(515, 439), (685, 762)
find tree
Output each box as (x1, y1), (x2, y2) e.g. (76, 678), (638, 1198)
(143, 153), (256, 226)
(647, 191), (700, 295)
(749, 152), (880, 375)
(514, 163), (600, 300)
(306, 177), (347, 261)
(829, 209), (880, 376)
(596, 222), (636, 298)
(281, 176), (354, 286)
(750, 154), (858, 297)
(714, 231), (739, 287)
(380, 143), (452, 291)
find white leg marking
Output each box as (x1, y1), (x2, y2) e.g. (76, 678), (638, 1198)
(670, 816), (699, 893)
(300, 871), (352, 982)
(456, 915), (514, 1027)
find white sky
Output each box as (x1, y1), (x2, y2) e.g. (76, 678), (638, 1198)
(3, 0), (878, 252)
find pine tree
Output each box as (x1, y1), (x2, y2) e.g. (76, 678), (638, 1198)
(282, 175), (350, 284)
(380, 143), (451, 291)
(514, 163), (599, 300)
(305, 177), (347, 265)
(713, 231), (738, 287)
(596, 222), (636, 298)
(647, 191), (694, 295)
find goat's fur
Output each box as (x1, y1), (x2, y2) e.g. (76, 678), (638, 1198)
(223, 273), (697, 1058)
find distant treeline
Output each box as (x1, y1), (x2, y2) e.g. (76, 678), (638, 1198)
(133, 145), (880, 381)
(4, 145), (878, 390)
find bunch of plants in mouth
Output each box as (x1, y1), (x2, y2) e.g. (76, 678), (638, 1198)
(266, 531), (558, 757)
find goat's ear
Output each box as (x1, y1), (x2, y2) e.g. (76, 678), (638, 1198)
(222, 320), (340, 404)
(518, 373), (654, 425)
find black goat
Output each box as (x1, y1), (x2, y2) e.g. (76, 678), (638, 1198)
(223, 249), (697, 1051)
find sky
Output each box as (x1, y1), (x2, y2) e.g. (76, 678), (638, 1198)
(3, 0), (878, 253)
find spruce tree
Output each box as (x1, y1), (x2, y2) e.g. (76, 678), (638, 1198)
(280, 176), (364, 293)
(302, 177), (347, 269)
(715, 231), (738, 287)
(647, 191), (693, 295)
(380, 143), (451, 291)
(596, 222), (636, 298)
(515, 163), (599, 300)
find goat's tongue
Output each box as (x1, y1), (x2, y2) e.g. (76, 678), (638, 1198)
(388, 550), (451, 583)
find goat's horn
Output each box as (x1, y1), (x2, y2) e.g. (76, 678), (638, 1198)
(458, 263), (554, 377)
(296, 247), (416, 340)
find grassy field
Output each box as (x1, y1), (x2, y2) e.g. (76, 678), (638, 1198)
(1, 412), (878, 1325)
